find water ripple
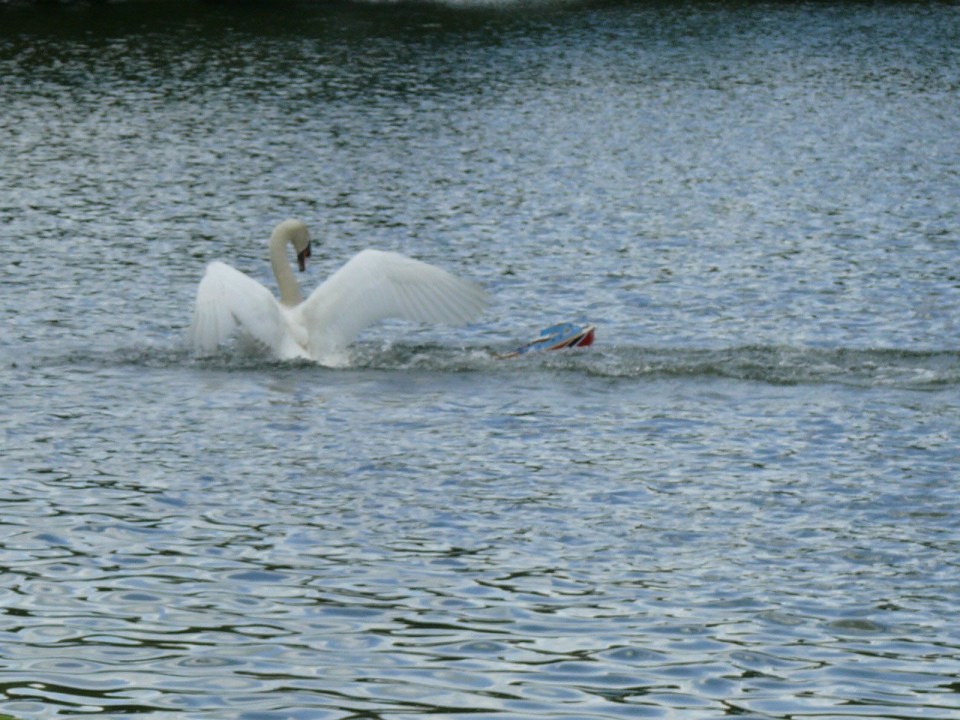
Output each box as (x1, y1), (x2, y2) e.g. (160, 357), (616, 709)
(23, 341), (960, 390)
(3, 1), (960, 718)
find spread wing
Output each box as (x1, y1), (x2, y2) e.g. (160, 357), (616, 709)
(188, 261), (285, 354)
(299, 249), (488, 355)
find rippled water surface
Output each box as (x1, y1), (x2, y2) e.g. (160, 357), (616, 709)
(2, 1), (960, 718)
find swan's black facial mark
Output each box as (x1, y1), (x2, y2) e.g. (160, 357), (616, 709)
(297, 243), (311, 272)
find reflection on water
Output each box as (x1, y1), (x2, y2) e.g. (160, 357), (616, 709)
(2, 0), (960, 718)
(4, 353), (959, 718)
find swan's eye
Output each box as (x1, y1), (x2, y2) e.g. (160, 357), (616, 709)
(297, 243), (311, 272)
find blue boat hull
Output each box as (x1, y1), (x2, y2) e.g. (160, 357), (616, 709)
(502, 323), (596, 358)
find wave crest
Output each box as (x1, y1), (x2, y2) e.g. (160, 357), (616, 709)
(37, 342), (960, 389)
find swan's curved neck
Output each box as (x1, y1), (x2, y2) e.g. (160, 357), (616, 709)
(269, 230), (303, 306)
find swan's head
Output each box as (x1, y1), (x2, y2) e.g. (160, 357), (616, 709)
(273, 219), (312, 272)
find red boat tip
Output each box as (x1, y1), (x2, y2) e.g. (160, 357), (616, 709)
(576, 326), (596, 347)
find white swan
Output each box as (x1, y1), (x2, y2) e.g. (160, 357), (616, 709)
(188, 219), (488, 363)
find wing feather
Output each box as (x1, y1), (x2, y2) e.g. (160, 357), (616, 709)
(188, 261), (285, 354)
(300, 249), (488, 355)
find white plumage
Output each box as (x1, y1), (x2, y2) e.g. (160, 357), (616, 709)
(189, 220), (488, 364)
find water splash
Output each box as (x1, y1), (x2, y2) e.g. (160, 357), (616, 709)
(34, 342), (960, 389)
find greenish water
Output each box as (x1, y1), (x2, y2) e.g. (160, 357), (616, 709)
(2, 1), (959, 718)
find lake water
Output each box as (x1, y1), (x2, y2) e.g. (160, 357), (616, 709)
(2, 1), (960, 718)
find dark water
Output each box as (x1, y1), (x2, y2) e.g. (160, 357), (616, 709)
(2, 1), (960, 718)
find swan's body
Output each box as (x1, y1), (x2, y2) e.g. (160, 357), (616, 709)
(189, 220), (488, 363)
